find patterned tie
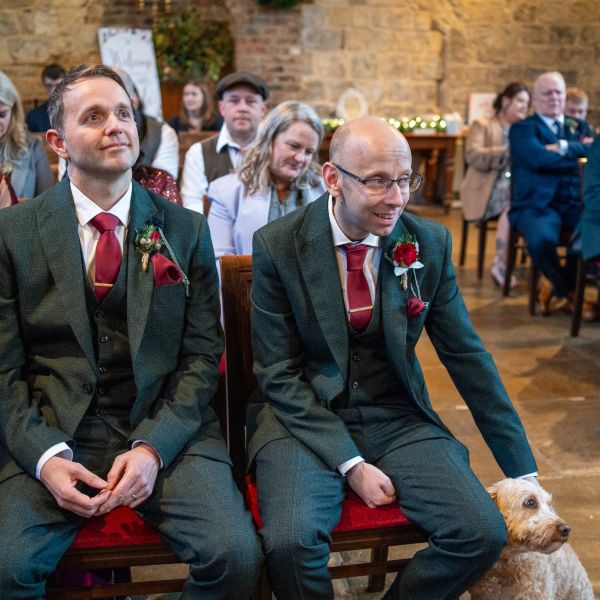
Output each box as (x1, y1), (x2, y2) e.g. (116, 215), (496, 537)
(343, 244), (372, 332)
(90, 213), (121, 301)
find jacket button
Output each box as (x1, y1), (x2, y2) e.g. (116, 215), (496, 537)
(95, 310), (104, 319)
(352, 354), (360, 363)
(351, 380), (359, 389)
(99, 335), (109, 343)
(97, 386), (106, 396)
(97, 408), (107, 416)
(320, 398), (326, 407)
(98, 366), (107, 374)
(82, 383), (93, 394)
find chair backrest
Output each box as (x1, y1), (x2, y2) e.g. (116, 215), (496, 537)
(178, 130), (218, 170)
(220, 254), (255, 481)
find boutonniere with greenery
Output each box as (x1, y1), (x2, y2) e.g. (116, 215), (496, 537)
(387, 234), (428, 318)
(564, 116), (578, 138)
(134, 222), (190, 297)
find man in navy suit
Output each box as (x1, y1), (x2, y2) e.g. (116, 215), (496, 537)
(509, 71), (592, 314)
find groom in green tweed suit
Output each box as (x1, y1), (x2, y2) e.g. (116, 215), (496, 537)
(0, 65), (261, 598)
(250, 116), (538, 599)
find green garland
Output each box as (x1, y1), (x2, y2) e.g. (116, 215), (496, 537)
(153, 9), (234, 84)
(322, 116), (448, 134)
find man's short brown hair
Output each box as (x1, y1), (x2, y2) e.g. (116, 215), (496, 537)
(48, 64), (130, 134)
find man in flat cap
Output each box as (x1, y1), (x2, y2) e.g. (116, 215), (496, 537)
(181, 71), (268, 213)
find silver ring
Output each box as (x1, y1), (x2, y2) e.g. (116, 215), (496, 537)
(131, 493), (137, 500)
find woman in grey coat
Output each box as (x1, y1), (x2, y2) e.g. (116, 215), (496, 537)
(0, 71), (54, 206)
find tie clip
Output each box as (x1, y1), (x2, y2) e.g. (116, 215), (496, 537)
(94, 282), (114, 287)
(349, 305), (373, 313)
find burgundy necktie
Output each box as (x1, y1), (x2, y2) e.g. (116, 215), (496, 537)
(343, 243), (372, 332)
(90, 213), (121, 301)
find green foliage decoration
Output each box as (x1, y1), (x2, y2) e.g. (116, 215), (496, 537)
(153, 9), (234, 84)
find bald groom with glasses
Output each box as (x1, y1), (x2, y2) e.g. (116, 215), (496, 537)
(249, 116), (537, 600)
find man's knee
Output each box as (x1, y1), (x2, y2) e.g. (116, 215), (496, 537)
(0, 545), (48, 595)
(457, 505), (507, 569)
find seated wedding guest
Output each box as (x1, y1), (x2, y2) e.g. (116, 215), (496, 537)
(510, 71), (592, 315)
(26, 63), (65, 133)
(461, 82), (530, 287)
(0, 71), (54, 207)
(565, 87), (589, 123)
(181, 71), (268, 212)
(207, 100), (325, 266)
(168, 79), (220, 134)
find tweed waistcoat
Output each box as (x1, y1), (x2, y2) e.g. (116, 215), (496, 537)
(84, 250), (136, 416)
(201, 136), (234, 185)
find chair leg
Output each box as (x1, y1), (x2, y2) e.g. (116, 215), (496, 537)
(459, 218), (468, 267)
(571, 256), (586, 337)
(529, 265), (539, 316)
(366, 545), (388, 592)
(503, 226), (518, 297)
(477, 220), (487, 279)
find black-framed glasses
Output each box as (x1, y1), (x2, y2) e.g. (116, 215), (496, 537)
(333, 163), (423, 194)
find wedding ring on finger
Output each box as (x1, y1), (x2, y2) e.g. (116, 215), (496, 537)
(132, 493), (137, 501)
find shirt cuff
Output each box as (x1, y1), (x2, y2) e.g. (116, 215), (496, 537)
(558, 139), (569, 155)
(516, 472), (538, 479)
(36, 442), (73, 480)
(132, 440), (164, 469)
(338, 456), (365, 476)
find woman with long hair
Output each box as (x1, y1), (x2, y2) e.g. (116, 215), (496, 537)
(461, 81), (530, 286)
(207, 100), (325, 266)
(0, 71), (54, 207)
(168, 80), (219, 134)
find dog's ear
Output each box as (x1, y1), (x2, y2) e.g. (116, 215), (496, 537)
(486, 482), (499, 503)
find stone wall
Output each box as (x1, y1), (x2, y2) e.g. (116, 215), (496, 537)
(1, 0), (598, 123)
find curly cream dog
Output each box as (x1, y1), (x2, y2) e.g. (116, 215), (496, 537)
(469, 478), (594, 600)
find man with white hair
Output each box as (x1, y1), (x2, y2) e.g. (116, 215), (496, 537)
(509, 71), (592, 314)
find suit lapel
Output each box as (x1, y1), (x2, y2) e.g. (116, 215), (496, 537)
(380, 217), (415, 399)
(295, 197), (348, 376)
(37, 178), (97, 369)
(126, 183), (163, 364)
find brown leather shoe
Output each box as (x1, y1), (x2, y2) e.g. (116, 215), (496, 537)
(537, 275), (554, 316)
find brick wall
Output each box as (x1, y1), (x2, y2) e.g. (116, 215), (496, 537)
(1, 0), (598, 123)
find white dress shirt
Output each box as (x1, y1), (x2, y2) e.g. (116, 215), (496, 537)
(181, 125), (244, 213)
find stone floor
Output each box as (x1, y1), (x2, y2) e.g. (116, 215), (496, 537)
(137, 207), (600, 599)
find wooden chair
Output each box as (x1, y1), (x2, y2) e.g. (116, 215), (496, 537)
(178, 130), (218, 174)
(220, 254), (428, 598)
(459, 215), (499, 280)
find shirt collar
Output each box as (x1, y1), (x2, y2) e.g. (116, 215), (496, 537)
(217, 124), (243, 153)
(327, 194), (380, 248)
(537, 112), (564, 130)
(71, 180), (132, 228)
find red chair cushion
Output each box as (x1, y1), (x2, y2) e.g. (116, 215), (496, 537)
(70, 506), (163, 550)
(246, 478), (412, 533)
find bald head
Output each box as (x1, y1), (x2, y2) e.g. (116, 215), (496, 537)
(329, 116), (411, 168)
(532, 71), (566, 118)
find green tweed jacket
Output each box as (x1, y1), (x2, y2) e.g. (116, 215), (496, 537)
(0, 178), (228, 483)
(249, 193), (537, 478)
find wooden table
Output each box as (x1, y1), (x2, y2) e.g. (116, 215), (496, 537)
(319, 131), (463, 213)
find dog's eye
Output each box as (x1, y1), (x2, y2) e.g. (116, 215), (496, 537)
(523, 498), (537, 509)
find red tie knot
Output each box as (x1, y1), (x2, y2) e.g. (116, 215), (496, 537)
(343, 243), (370, 271)
(90, 213), (120, 234)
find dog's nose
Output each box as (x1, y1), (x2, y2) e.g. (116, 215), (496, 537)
(558, 524), (571, 537)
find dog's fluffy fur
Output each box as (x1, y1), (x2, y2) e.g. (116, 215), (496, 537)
(469, 478), (594, 600)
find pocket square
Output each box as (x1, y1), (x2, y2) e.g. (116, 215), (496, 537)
(151, 252), (182, 287)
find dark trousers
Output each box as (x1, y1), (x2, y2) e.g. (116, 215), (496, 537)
(511, 201), (581, 298)
(0, 415), (263, 600)
(255, 409), (506, 600)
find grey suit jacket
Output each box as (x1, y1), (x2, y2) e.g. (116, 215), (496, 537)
(249, 194), (537, 478)
(0, 178), (228, 483)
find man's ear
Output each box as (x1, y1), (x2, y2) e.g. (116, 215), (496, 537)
(46, 129), (69, 161)
(322, 161), (342, 196)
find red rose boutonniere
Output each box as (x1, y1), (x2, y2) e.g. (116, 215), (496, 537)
(387, 233), (428, 318)
(134, 222), (190, 296)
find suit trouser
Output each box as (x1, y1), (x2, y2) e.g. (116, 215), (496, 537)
(255, 412), (506, 600)
(0, 415), (262, 600)
(511, 202), (581, 298)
